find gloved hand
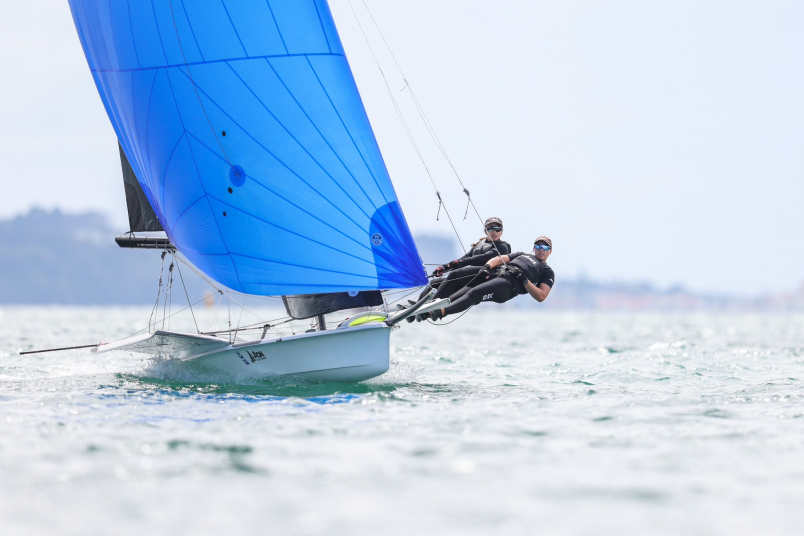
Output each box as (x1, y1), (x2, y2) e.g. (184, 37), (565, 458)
(479, 263), (492, 279)
(431, 263), (451, 277)
(448, 259), (465, 270)
(514, 268), (529, 286)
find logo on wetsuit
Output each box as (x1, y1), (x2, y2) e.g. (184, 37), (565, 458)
(482, 293), (494, 300)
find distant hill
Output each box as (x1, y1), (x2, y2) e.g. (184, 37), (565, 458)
(0, 210), (463, 305)
(0, 209), (211, 305)
(2, 210), (801, 310)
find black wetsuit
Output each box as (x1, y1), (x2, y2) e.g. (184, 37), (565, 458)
(442, 252), (555, 315)
(457, 239), (512, 267)
(428, 239), (511, 301)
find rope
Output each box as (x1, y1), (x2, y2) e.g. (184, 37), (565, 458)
(352, 1), (510, 268)
(118, 294), (211, 342)
(346, 0), (466, 254)
(162, 261), (174, 330)
(428, 306), (472, 325)
(359, 0), (485, 226)
(174, 259), (199, 333)
(148, 251), (167, 333)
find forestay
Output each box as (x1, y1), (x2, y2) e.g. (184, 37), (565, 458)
(69, 0), (427, 295)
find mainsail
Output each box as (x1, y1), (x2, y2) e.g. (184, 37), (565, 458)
(118, 143), (164, 233)
(69, 0), (427, 295)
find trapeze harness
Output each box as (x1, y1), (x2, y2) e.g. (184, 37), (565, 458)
(429, 239), (512, 301)
(442, 252), (555, 315)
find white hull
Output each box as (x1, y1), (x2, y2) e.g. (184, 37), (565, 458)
(96, 323), (392, 382)
(93, 297), (449, 383)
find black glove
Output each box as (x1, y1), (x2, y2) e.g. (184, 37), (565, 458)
(479, 263), (492, 279)
(431, 263), (451, 277)
(448, 259), (465, 270)
(514, 269), (529, 286)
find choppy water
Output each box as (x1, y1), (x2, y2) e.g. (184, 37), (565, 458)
(2, 306), (803, 535)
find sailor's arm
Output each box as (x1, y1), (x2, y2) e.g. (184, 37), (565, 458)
(486, 255), (510, 269)
(522, 281), (551, 302)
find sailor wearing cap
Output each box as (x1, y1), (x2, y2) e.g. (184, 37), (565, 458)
(429, 236), (555, 321)
(405, 217), (512, 321)
(431, 217), (510, 278)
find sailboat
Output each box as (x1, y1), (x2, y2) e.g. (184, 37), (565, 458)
(66, 0), (449, 382)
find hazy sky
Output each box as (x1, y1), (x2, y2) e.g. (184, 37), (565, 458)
(1, 1), (802, 295)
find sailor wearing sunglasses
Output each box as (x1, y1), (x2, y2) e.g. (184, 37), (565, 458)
(406, 217), (511, 321)
(429, 236), (555, 321)
(431, 217), (511, 278)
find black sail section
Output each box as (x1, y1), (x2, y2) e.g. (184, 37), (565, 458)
(283, 292), (384, 320)
(118, 143), (164, 232)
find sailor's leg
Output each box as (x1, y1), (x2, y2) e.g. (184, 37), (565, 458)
(432, 266), (484, 301)
(443, 278), (514, 316)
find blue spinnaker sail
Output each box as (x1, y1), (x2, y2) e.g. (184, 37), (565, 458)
(68, 0), (427, 295)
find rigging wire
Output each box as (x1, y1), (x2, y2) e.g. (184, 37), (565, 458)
(427, 306), (471, 325)
(174, 258), (199, 333)
(358, 0), (483, 225)
(148, 251), (167, 333)
(354, 0), (508, 266)
(235, 295), (247, 334)
(119, 295), (211, 342)
(346, 0), (466, 254)
(161, 260), (174, 331)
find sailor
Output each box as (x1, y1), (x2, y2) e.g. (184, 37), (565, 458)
(432, 217), (510, 278)
(407, 217), (511, 321)
(429, 236), (555, 321)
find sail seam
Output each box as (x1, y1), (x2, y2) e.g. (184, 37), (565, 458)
(176, 72), (380, 244)
(125, 0), (141, 68)
(184, 131), (405, 276)
(304, 57), (408, 249)
(304, 57), (391, 210)
(313, 0), (332, 54)
(160, 64), (246, 292)
(188, 132), (402, 274)
(208, 193), (387, 269)
(178, 0), (206, 62)
(183, 66), (417, 282)
(148, 0), (170, 65)
(263, 0), (289, 55)
(168, 193), (205, 232)
(228, 61), (381, 223)
(263, 59), (395, 229)
(143, 68), (161, 215)
(229, 253), (379, 281)
(160, 132), (189, 226)
(176, 248), (379, 283)
(218, 0), (249, 57)
(89, 52), (344, 73)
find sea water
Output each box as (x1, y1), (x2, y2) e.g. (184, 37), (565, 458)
(1, 306), (803, 535)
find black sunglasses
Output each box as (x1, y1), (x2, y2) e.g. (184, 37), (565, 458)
(486, 226), (503, 232)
